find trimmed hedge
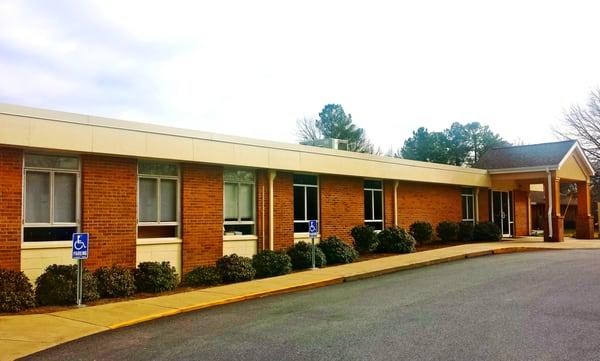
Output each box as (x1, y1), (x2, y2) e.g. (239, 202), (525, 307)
(35, 264), (99, 305)
(216, 254), (256, 283)
(134, 261), (178, 293)
(252, 251), (292, 278)
(350, 225), (379, 253)
(459, 221), (475, 242)
(436, 221), (459, 243)
(287, 241), (326, 269)
(377, 226), (416, 253)
(473, 222), (502, 241)
(94, 265), (136, 298)
(0, 269), (35, 312)
(183, 266), (222, 286)
(409, 221), (434, 244)
(318, 236), (359, 264)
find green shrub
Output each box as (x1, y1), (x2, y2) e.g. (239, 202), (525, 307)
(458, 221), (475, 242)
(436, 221), (459, 243)
(134, 261), (178, 293)
(350, 225), (379, 253)
(94, 265), (136, 298)
(318, 236), (359, 264)
(409, 221), (434, 244)
(473, 222), (502, 241)
(252, 251), (292, 278)
(0, 269), (35, 312)
(287, 241), (327, 269)
(35, 264), (99, 305)
(216, 254), (256, 283)
(183, 266), (222, 286)
(377, 226), (416, 253)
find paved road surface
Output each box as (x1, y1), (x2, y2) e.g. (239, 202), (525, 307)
(23, 250), (600, 361)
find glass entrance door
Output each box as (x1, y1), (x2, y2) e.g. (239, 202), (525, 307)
(491, 191), (513, 237)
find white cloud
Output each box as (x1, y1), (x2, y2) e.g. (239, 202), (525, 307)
(1, 0), (599, 150)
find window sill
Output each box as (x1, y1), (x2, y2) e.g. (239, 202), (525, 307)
(137, 238), (182, 245)
(21, 241), (72, 249)
(223, 235), (258, 242)
(294, 233), (321, 239)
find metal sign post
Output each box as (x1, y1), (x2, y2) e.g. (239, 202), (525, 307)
(72, 233), (89, 307)
(309, 220), (318, 270)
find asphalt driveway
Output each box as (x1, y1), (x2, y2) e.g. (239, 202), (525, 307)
(23, 250), (600, 361)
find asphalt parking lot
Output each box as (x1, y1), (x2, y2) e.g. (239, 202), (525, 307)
(23, 250), (600, 361)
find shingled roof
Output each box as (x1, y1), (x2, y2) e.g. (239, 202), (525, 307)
(475, 140), (577, 170)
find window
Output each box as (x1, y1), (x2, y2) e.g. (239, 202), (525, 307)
(138, 161), (179, 238)
(224, 169), (255, 235)
(461, 188), (475, 223)
(364, 180), (384, 230)
(23, 154), (79, 242)
(293, 174), (319, 233)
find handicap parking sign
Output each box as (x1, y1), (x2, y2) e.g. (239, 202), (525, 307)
(72, 233), (89, 259)
(309, 220), (318, 238)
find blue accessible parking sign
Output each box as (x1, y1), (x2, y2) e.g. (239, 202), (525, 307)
(72, 233), (89, 260)
(309, 220), (318, 238)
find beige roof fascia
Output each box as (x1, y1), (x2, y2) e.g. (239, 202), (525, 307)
(0, 103), (491, 187)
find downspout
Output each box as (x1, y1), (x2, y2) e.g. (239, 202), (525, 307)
(268, 170), (277, 251)
(546, 168), (553, 239)
(393, 180), (399, 226)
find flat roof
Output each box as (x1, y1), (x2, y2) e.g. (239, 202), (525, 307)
(0, 103), (491, 187)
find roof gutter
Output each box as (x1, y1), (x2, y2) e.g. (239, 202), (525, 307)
(487, 165), (558, 174)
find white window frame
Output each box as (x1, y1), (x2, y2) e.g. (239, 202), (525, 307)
(293, 174), (320, 233)
(22, 154), (81, 229)
(461, 188), (475, 223)
(223, 169), (256, 234)
(137, 162), (180, 227)
(364, 179), (384, 230)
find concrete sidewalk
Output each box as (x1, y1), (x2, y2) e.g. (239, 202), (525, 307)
(3, 238), (600, 361)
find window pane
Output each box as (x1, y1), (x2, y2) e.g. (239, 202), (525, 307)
(364, 190), (373, 221)
(138, 161), (178, 176)
(293, 174), (317, 185)
(54, 173), (76, 223)
(294, 222), (309, 233)
(139, 178), (158, 222)
(293, 186), (305, 221)
(461, 188), (473, 195)
(26, 172), (50, 223)
(24, 227), (77, 242)
(160, 179), (177, 222)
(373, 190), (383, 220)
(224, 183), (238, 221)
(364, 180), (382, 189)
(365, 221), (383, 231)
(462, 196), (468, 220)
(239, 183), (254, 221)
(25, 154), (79, 170)
(224, 169), (255, 183)
(306, 186), (318, 221)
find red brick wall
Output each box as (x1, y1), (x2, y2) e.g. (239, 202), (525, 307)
(273, 172), (294, 250)
(0, 147), (22, 271)
(478, 188), (490, 222)
(384, 180), (395, 228)
(514, 190), (529, 236)
(397, 181), (462, 230)
(320, 175), (364, 245)
(181, 164), (223, 273)
(255, 170), (269, 252)
(81, 155), (137, 270)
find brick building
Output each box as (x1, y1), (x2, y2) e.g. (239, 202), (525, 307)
(0, 104), (595, 281)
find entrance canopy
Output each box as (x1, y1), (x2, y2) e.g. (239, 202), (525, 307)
(475, 140), (595, 241)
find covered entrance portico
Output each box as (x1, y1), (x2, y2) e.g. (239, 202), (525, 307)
(476, 140), (596, 242)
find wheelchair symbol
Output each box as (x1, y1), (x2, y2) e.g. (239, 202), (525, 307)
(74, 235), (87, 251)
(309, 220), (318, 235)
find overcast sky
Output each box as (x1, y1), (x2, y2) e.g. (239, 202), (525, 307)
(1, 0), (599, 151)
